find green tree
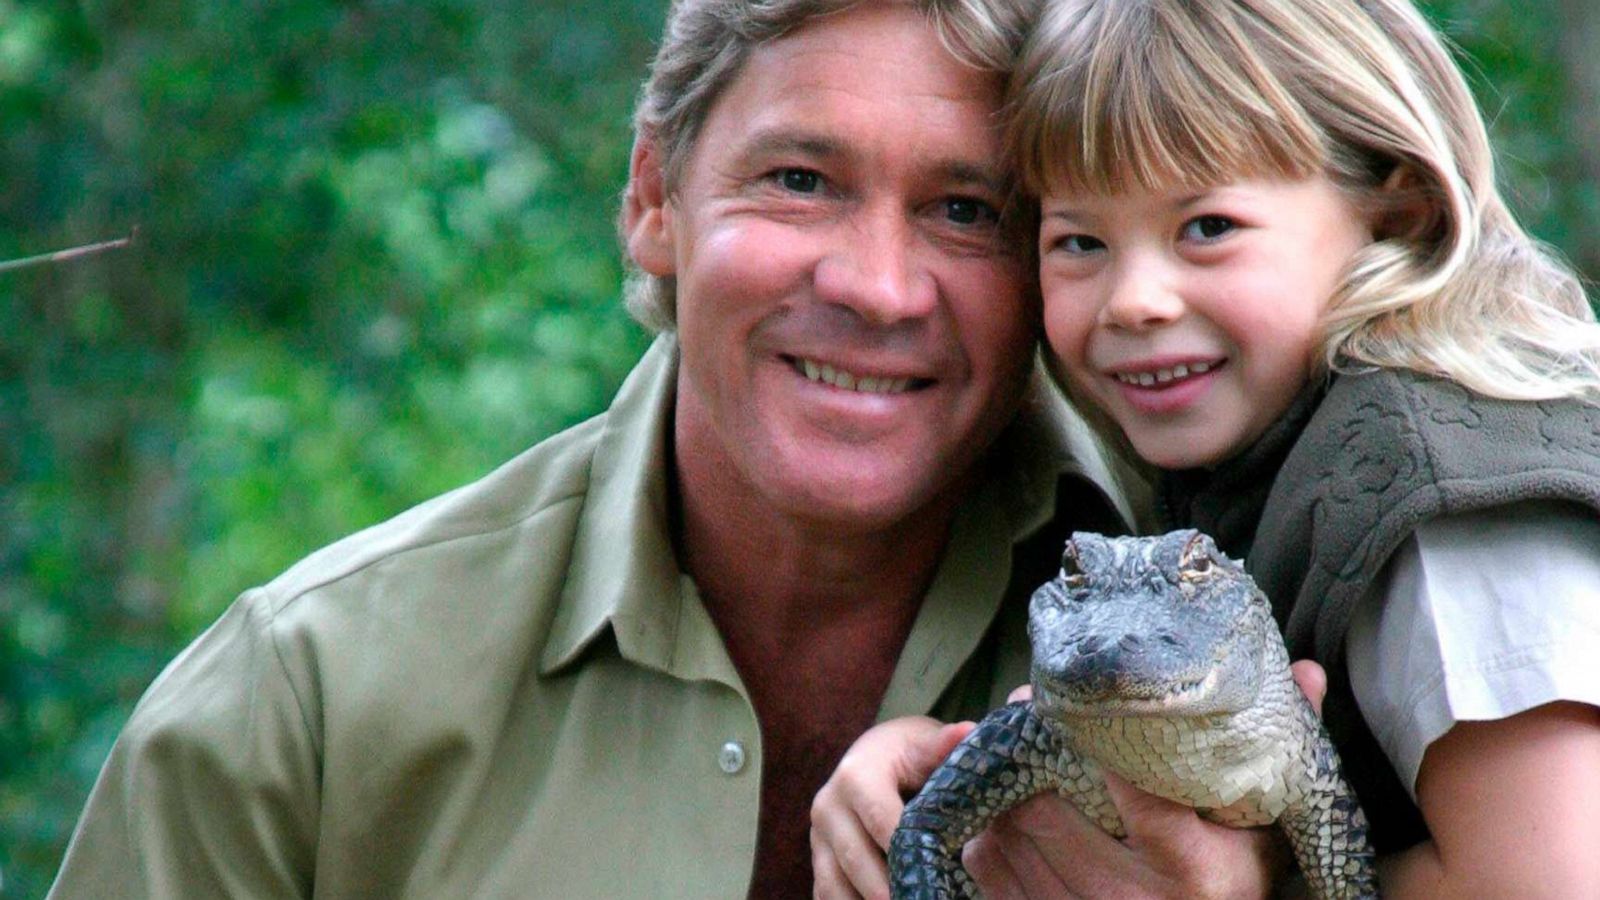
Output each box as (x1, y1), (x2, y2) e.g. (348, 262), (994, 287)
(1, 2), (662, 894)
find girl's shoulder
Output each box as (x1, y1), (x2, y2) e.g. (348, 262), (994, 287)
(1306, 368), (1600, 475)
(1261, 367), (1600, 665)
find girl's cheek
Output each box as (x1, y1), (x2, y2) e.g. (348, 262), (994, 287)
(1041, 294), (1090, 364)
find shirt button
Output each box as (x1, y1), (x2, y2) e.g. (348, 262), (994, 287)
(717, 740), (747, 775)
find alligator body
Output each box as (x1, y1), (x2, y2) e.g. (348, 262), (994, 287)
(890, 530), (1378, 899)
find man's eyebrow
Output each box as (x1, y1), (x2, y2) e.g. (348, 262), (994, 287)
(735, 129), (1008, 193)
(738, 129), (845, 162)
(938, 161), (1008, 196)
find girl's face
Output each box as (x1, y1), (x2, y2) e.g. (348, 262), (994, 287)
(1039, 176), (1373, 469)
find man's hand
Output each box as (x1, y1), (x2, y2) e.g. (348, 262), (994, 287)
(962, 660), (1328, 899)
(961, 773), (1290, 899)
(811, 716), (975, 899)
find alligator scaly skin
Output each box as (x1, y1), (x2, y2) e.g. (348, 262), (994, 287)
(889, 531), (1378, 899)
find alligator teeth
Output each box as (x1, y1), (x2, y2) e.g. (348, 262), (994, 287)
(797, 358), (914, 395)
(1116, 361), (1213, 387)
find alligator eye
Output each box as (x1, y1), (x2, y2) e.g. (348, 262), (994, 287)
(1060, 541), (1088, 588)
(1179, 532), (1217, 578)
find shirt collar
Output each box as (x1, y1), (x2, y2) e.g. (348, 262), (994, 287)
(539, 332), (700, 678)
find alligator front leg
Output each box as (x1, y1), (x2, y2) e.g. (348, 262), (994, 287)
(1278, 710), (1381, 900)
(889, 701), (1074, 899)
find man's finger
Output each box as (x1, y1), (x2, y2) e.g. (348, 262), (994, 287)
(966, 793), (1128, 898)
(1100, 770), (1204, 851)
(1101, 771), (1283, 898)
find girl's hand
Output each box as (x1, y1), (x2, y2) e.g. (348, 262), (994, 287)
(811, 716), (976, 899)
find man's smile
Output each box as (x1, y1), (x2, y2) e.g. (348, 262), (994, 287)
(785, 355), (930, 395)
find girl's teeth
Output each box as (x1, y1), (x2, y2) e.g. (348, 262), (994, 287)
(1117, 362), (1215, 386)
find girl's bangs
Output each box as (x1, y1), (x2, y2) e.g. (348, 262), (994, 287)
(1013, 1), (1325, 197)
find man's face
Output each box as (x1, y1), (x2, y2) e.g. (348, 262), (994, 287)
(628, 2), (1035, 531)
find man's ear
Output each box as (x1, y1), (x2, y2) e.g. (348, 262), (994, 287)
(622, 133), (676, 277)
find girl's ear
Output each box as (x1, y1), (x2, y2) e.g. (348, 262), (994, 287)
(622, 134), (676, 277)
(1371, 164), (1441, 244)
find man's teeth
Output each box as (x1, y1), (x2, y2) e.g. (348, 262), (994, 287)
(1115, 361), (1212, 387)
(799, 359), (913, 395)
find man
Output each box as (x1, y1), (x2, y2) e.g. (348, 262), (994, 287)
(51, 1), (1135, 896)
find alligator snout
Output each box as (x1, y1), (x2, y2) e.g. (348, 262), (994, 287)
(1048, 630), (1193, 702)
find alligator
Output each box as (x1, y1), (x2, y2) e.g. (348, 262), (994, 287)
(889, 530), (1378, 899)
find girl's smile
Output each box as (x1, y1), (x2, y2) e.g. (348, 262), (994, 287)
(1040, 176), (1374, 469)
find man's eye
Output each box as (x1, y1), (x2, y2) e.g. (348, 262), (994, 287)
(777, 169), (821, 193)
(944, 197), (998, 226)
(1183, 215), (1235, 242)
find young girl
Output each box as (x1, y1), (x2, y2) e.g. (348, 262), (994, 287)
(810, 0), (1600, 895)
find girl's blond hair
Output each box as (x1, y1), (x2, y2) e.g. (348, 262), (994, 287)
(1011, 0), (1600, 403)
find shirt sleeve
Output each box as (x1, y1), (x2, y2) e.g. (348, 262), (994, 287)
(1345, 500), (1600, 800)
(48, 591), (321, 899)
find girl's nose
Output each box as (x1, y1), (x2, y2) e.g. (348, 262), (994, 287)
(1100, 259), (1183, 331)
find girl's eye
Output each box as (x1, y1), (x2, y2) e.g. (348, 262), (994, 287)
(776, 168), (821, 194)
(944, 197), (999, 227)
(1182, 215), (1235, 242)
(1056, 234), (1106, 255)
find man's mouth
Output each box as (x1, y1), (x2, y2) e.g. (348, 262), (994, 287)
(789, 356), (926, 395)
(1113, 360), (1219, 388)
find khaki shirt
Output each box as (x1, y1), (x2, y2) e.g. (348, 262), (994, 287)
(50, 334), (1133, 899)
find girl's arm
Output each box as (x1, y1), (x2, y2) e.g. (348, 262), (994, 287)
(1377, 701), (1600, 896)
(1346, 501), (1600, 896)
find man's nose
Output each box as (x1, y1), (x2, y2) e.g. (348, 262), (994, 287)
(1100, 256), (1183, 331)
(813, 206), (937, 324)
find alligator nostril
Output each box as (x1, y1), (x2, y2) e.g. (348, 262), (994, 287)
(1117, 634), (1142, 652)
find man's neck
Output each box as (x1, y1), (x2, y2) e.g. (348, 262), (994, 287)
(673, 455), (962, 698)
(670, 413), (978, 897)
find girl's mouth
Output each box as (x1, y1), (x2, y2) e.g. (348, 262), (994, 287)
(1112, 359), (1224, 389)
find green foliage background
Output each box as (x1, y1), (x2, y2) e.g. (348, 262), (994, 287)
(0, 1), (1593, 895)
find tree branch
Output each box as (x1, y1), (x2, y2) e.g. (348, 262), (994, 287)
(0, 229), (139, 275)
